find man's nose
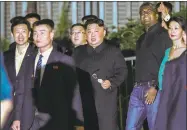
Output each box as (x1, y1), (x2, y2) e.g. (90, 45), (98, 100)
(91, 32), (95, 37)
(75, 33), (79, 37)
(34, 34), (40, 40)
(18, 33), (24, 38)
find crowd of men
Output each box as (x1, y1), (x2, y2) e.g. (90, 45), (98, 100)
(1, 1), (186, 130)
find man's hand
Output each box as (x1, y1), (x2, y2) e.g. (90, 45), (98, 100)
(158, 2), (169, 20)
(144, 87), (157, 105)
(101, 80), (111, 89)
(11, 120), (20, 130)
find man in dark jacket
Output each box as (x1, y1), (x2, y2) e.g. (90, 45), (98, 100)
(125, 3), (172, 130)
(74, 18), (127, 130)
(30, 19), (83, 130)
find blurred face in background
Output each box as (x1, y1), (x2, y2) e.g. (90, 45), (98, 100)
(33, 24), (54, 52)
(86, 23), (106, 48)
(168, 21), (184, 42)
(12, 24), (30, 46)
(26, 17), (39, 28)
(70, 26), (86, 47)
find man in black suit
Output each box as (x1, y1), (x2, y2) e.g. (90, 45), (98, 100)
(74, 18), (127, 130)
(30, 19), (83, 130)
(3, 19), (36, 130)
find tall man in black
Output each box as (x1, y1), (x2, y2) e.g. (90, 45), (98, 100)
(74, 18), (127, 130)
(30, 19), (83, 130)
(125, 3), (172, 130)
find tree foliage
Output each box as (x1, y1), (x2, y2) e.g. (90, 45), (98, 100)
(55, 2), (71, 39)
(107, 19), (144, 50)
(0, 38), (10, 52)
(172, 6), (187, 20)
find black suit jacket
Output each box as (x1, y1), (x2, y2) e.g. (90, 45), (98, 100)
(32, 48), (83, 130)
(3, 43), (36, 129)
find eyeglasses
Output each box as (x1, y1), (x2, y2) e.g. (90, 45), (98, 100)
(70, 31), (85, 36)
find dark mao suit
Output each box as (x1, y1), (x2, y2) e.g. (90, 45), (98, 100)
(74, 43), (127, 130)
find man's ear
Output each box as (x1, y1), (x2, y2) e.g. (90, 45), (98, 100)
(104, 29), (106, 37)
(50, 30), (55, 39)
(29, 31), (31, 37)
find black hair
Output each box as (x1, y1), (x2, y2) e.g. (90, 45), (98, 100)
(168, 16), (187, 32)
(84, 18), (105, 29)
(139, 2), (156, 15)
(10, 16), (25, 24)
(81, 15), (98, 23)
(156, 2), (173, 23)
(33, 19), (54, 30)
(11, 19), (31, 33)
(25, 13), (41, 21)
(70, 23), (86, 31)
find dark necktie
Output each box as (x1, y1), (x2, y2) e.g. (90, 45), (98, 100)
(35, 54), (43, 88)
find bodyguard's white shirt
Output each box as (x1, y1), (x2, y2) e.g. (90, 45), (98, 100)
(15, 43), (29, 76)
(34, 46), (53, 84)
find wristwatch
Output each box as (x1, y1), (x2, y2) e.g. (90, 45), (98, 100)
(164, 14), (171, 22)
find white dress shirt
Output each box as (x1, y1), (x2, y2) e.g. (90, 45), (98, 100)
(34, 46), (53, 84)
(15, 43), (29, 76)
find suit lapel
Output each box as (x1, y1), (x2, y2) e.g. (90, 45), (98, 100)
(8, 49), (16, 79)
(40, 48), (58, 86)
(17, 44), (36, 77)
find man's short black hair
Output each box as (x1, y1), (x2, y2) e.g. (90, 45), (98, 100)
(10, 16), (25, 24)
(139, 2), (156, 15)
(85, 18), (105, 29)
(156, 2), (172, 14)
(33, 19), (54, 30)
(70, 23), (86, 31)
(81, 15), (98, 23)
(11, 19), (31, 33)
(25, 13), (41, 21)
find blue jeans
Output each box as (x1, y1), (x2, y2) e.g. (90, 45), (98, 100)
(125, 85), (160, 130)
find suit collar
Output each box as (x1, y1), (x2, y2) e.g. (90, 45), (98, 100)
(46, 47), (59, 65)
(87, 42), (107, 54)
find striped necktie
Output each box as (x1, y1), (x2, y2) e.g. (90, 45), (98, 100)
(35, 54), (43, 88)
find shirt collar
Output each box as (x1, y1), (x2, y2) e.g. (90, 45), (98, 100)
(38, 46), (53, 58)
(16, 42), (29, 55)
(87, 42), (106, 54)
